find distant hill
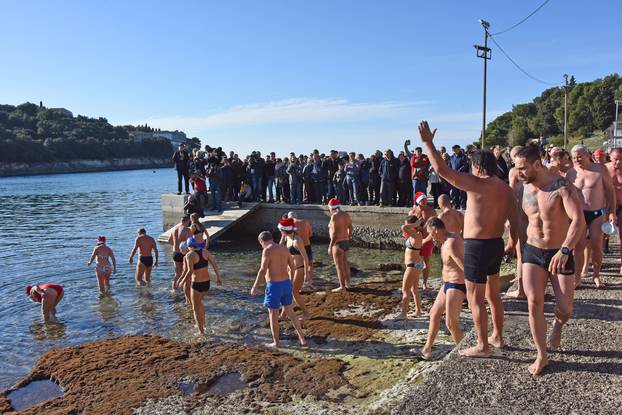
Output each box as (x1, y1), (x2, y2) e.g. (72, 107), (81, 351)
(0, 102), (200, 163)
(483, 73), (622, 148)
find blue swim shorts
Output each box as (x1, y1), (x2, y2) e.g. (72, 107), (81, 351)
(263, 279), (293, 309)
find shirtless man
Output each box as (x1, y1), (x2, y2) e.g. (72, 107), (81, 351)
(327, 198), (353, 292)
(287, 211), (315, 288)
(606, 148), (622, 274)
(129, 228), (159, 286)
(410, 192), (437, 291)
(251, 231), (306, 350)
(514, 144), (585, 375)
(419, 120), (518, 358)
(566, 145), (616, 288)
(169, 215), (192, 287)
(421, 218), (466, 360)
(437, 194), (464, 234)
(87, 236), (117, 294)
(506, 146), (528, 300)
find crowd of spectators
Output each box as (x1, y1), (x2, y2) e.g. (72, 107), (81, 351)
(172, 140), (524, 213)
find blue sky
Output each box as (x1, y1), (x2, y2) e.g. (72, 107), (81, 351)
(1, 0), (620, 155)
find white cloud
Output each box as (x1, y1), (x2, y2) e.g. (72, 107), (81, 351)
(140, 98), (424, 130)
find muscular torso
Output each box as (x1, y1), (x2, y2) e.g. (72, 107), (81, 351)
(329, 212), (352, 243)
(441, 235), (464, 284)
(265, 244), (291, 282)
(521, 176), (572, 249)
(136, 235), (155, 256)
(566, 166), (606, 210)
(295, 219), (312, 245)
(464, 177), (514, 239)
(606, 162), (622, 205)
(438, 209), (463, 234)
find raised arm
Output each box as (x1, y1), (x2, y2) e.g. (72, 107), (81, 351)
(549, 181), (586, 274)
(404, 139), (413, 158)
(251, 250), (269, 295)
(418, 121), (481, 191)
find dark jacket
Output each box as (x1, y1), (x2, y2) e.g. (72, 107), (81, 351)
(172, 150), (190, 171)
(369, 157), (381, 179)
(379, 157), (400, 182)
(398, 158), (411, 182)
(449, 152), (469, 173)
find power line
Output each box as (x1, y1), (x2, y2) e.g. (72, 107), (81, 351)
(491, 0), (553, 36)
(487, 33), (561, 86)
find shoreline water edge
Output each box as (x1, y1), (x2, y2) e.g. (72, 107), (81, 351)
(0, 158), (171, 177)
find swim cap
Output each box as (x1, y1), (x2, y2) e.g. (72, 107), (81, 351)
(328, 198), (341, 210)
(287, 211), (298, 219)
(25, 285), (32, 296)
(278, 217), (295, 232)
(98, 235), (106, 244)
(414, 192), (427, 206)
(186, 236), (201, 248)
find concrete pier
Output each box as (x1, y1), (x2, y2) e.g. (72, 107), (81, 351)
(162, 194), (412, 248)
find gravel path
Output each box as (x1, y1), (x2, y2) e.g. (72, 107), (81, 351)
(393, 244), (622, 415)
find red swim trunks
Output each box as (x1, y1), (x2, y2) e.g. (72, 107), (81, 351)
(421, 240), (434, 257)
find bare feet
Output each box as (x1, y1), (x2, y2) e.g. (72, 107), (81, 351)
(549, 320), (563, 351)
(594, 277), (606, 289)
(265, 342), (279, 350)
(488, 334), (505, 349)
(394, 313), (408, 321)
(505, 290), (526, 300)
(528, 356), (549, 376)
(420, 346), (433, 360)
(459, 345), (491, 358)
(298, 337), (307, 346)
(331, 286), (347, 293)
(412, 308), (421, 318)
(300, 314), (311, 321)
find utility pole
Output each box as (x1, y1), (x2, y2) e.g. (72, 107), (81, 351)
(474, 20), (491, 150)
(563, 74), (568, 149)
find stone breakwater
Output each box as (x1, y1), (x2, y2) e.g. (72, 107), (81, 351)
(0, 158), (170, 177)
(0, 276), (462, 415)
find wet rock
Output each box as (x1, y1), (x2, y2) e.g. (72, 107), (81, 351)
(377, 263), (403, 271)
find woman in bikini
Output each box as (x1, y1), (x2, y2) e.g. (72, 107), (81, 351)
(177, 236), (222, 335)
(190, 213), (210, 248)
(172, 241), (192, 305)
(278, 217), (310, 320)
(87, 236), (116, 294)
(398, 215), (424, 319)
(26, 283), (64, 323)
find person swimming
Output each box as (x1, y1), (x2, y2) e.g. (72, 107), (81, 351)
(87, 236), (116, 294)
(26, 283), (64, 323)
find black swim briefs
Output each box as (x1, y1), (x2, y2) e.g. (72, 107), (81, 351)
(191, 280), (210, 292)
(443, 282), (467, 294)
(522, 243), (575, 275)
(336, 240), (350, 251)
(583, 208), (605, 226)
(140, 255), (154, 268)
(173, 252), (184, 263)
(464, 238), (504, 284)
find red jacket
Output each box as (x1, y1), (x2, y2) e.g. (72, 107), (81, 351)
(410, 155), (430, 181)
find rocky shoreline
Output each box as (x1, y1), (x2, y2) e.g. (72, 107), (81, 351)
(0, 158), (171, 177)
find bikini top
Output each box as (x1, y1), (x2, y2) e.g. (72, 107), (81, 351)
(193, 249), (209, 270)
(287, 241), (301, 256)
(405, 238), (421, 251)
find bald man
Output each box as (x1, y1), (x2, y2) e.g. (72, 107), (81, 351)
(437, 194), (464, 234)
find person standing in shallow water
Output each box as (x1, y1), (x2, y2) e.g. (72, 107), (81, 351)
(327, 198), (353, 292)
(421, 218), (466, 360)
(169, 215), (192, 288)
(176, 236), (222, 335)
(277, 217), (311, 320)
(398, 215), (423, 319)
(26, 283), (64, 323)
(418, 120), (519, 358)
(129, 228), (158, 286)
(87, 236), (116, 294)
(251, 231), (306, 350)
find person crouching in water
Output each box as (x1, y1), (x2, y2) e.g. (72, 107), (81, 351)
(398, 215), (424, 319)
(87, 236), (117, 294)
(421, 218), (466, 360)
(251, 231), (306, 350)
(278, 217), (311, 320)
(176, 237), (222, 335)
(26, 283), (64, 323)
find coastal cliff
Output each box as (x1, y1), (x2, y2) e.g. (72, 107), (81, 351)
(0, 157), (171, 177)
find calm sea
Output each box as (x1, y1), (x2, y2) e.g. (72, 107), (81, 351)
(0, 168), (419, 389)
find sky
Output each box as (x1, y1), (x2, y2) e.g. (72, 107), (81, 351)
(1, 0), (621, 156)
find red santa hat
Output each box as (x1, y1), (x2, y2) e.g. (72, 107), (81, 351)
(97, 235), (106, 244)
(328, 198), (341, 210)
(414, 192), (427, 207)
(278, 217), (296, 232)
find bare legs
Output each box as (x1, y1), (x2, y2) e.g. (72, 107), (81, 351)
(291, 268), (310, 319)
(486, 274), (505, 348)
(422, 255), (431, 291)
(399, 267), (421, 319)
(331, 246), (350, 292)
(190, 289), (206, 334)
(506, 244), (526, 299)
(135, 263), (146, 286)
(421, 287), (464, 359)
(267, 305), (306, 350)
(575, 217), (606, 288)
(522, 263), (549, 375)
(95, 269), (111, 294)
(459, 281), (491, 358)
(549, 273), (574, 351)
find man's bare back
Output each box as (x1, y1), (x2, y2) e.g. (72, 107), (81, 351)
(136, 235), (156, 256)
(329, 211), (352, 244)
(262, 243), (292, 282)
(438, 208), (463, 234)
(172, 223), (192, 253)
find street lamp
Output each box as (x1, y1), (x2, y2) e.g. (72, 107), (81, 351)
(475, 19), (491, 149)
